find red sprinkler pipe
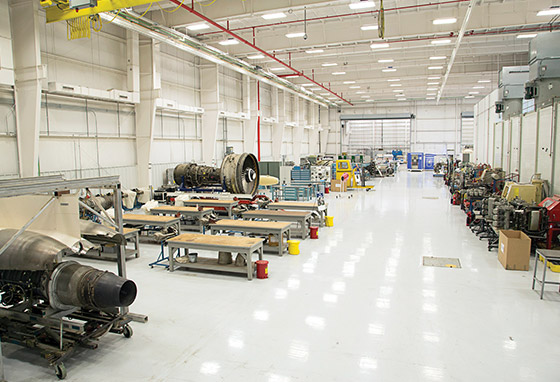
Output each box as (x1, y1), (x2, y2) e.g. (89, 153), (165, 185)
(257, 81), (261, 161)
(168, 0), (352, 105)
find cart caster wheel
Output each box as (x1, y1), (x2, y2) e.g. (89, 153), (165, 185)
(55, 363), (67, 380)
(123, 324), (133, 338)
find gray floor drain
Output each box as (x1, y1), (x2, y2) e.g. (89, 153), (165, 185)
(423, 256), (462, 268)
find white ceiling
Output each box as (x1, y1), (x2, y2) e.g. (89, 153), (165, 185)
(143, 0), (560, 105)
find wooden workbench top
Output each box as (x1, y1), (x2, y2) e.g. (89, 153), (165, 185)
(167, 233), (263, 247)
(243, 210), (311, 217)
(183, 199), (238, 206)
(151, 206), (213, 213)
(122, 214), (180, 223)
(269, 202), (319, 208)
(108, 227), (139, 234)
(211, 219), (291, 230)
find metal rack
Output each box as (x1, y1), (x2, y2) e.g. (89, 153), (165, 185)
(0, 175), (148, 379)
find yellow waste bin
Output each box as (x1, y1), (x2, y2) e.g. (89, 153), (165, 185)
(287, 240), (300, 255)
(325, 216), (334, 227)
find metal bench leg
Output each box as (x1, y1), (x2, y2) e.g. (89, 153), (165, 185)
(541, 259), (547, 299)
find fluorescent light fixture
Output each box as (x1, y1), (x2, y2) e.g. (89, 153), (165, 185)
(469, 91), (479, 94)
(432, 39), (451, 45)
(286, 32), (305, 38)
(426, 97), (436, 100)
(322, 63), (338, 67)
(306, 49), (324, 54)
(365, 99), (375, 102)
(427, 93), (436, 96)
(537, 8), (560, 16)
(430, 56), (446, 60)
(356, 91), (366, 94)
(390, 84), (402, 87)
(378, 59), (394, 63)
(361, 25), (379, 31)
(478, 80), (491, 83)
(371, 43), (390, 49)
(247, 54), (264, 59)
(262, 12), (286, 20)
(393, 89), (403, 93)
(301, 84), (315, 87)
(433, 18), (457, 25)
(473, 86), (484, 89)
(349, 86), (361, 89)
(320, 93), (330, 96)
(343, 81), (356, 84)
(428, 76), (441, 80)
(361, 95), (371, 98)
(349, 1), (376, 10)
(269, 67), (285, 72)
(428, 66), (443, 70)
(387, 78), (400, 82)
(517, 34), (538, 39)
(397, 98), (407, 101)
(219, 39), (239, 45)
(465, 95), (475, 99)
(382, 68), (397, 72)
(285, 74), (299, 78)
(332, 72), (346, 75)
(427, 82), (439, 85)
(427, 87), (438, 91)
(187, 23), (210, 31)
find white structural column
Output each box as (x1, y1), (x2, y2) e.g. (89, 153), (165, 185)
(293, 97), (305, 160)
(127, 30), (140, 94)
(245, 79), (259, 155)
(200, 64), (220, 164)
(309, 105), (319, 155)
(271, 88), (285, 160)
(9, 0), (45, 177)
(135, 39), (161, 187)
(319, 107), (331, 154)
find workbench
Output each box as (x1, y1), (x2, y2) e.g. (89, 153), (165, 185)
(242, 210), (312, 238)
(268, 201), (328, 227)
(533, 249), (560, 299)
(122, 214), (181, 242)
(210, 219), (291, 256)
(181, 199), (238, 218)
(149, 206), (214, 233)
(166, 233), (263, 280)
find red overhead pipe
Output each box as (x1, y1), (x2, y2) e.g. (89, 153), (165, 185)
(168, 0), (352, 105)
(197, 0), (471, 37)
(257, 81), (261, 161)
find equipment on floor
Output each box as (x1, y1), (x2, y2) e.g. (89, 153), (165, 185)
(173, 153), (260, 195)
(407, 152), (424, 171)
(0, 229), (136, 379)
(334, 159), (374, 189)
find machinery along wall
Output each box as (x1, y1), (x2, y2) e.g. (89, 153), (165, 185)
(478, 102), (559, 194)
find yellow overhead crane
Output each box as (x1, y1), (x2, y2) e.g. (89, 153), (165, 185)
(41, 0), (161, 39)
(41, 0), (160, 23)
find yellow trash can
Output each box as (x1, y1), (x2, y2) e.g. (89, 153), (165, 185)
(287, 240), (300, 255)
(325, 216), (334, 227)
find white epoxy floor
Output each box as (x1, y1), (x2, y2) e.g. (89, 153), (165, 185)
(5, 170), (560, 381)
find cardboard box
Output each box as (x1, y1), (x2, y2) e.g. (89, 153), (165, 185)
(498, 230), (531, 271)
(331, 179), (347, 192)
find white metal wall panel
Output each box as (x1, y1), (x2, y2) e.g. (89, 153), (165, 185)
(260, 123), (273, 160)
(502, 119), (511, 173)
(493, 122), (503, 168)
(519, 111), (538, 182)
(510, 116), (521, 174)
(553, 102), (560, 194)
(537, 107), (553, 183)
